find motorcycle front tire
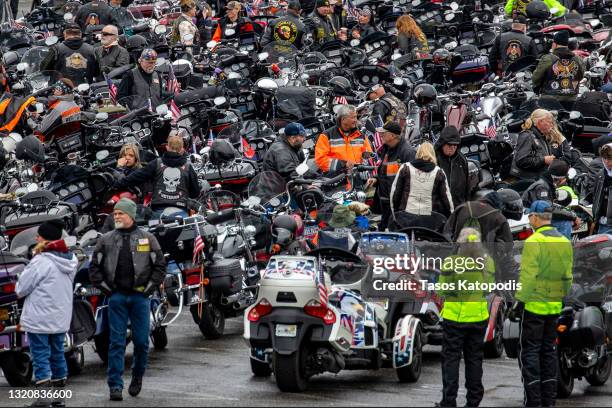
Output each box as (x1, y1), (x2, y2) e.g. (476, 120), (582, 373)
(66, 347), (85, 376)
(151, 327), (168, 350)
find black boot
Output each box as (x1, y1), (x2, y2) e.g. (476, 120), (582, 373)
(51, 378), (66, 407)
(128, 376), (142, 397)
(30, 379), (52, 407)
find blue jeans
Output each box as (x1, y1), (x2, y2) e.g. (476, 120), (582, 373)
(107, 292), (150, 390)
(28, 333), (68, 383)
(552, 220), (573, 240)
(598, 224), (612, 235)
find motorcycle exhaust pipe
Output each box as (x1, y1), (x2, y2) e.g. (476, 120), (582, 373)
(221, 292), (242, 306)
(578, 350), (598, 368)
(233, 296), (254, 310)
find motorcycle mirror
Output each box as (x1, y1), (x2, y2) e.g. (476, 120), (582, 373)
(95, 112), (109, 121)
(154, 24), (167, 35)
(411, 0), (421, 6)
(350, 39), (360, 47)
(549, 7), (558, 15)
(45, 35), (58, 46)
(213, 96), (227, 106)
(225, 28), (236, 36)
(16, 62), (27, 72)
(155, 104), (169, 115)
(2, 51), (17, 66)
(256, 77), (278, 91)
(393, 77), (404, 86)
(567, 167), (577, 180)
(258, 52), (269, 61)
(296, 162), (309, 176)
(445, 12), (455, 21)
(64, 12), (73, 21)
(207, 40), (217, 49)
(77, 83), (90, 93)
(450, 1), (459, 10)
(569, 110), (581, 120)
(96, 150), (110, 161)
(591, 18), (600, 28)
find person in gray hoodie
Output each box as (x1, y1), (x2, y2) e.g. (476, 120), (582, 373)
(16, 219), (78, 407)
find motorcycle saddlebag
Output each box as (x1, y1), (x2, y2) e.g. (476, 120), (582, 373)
(70, 299), (96, 346)
(451, 56), (489, 84)
(502, 318), (520, 359)
(569, 306), (605, 348)
(207, 258), (243, 296)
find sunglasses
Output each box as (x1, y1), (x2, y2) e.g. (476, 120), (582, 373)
(101, 32), (115, 36)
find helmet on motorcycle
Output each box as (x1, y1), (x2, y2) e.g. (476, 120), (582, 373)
(272, 214), (298, 246)
(497, 188), (523, 221)
(328, 76), (352, 96)
(413, 83), (437, 106)
(15, 135), (45, 163)
(555, 188), (572, 207)
(525, 0), (550, 20)
(126, 34), (148, 54)
(432, 48), (450, 65)
(209, 139), (237, 166)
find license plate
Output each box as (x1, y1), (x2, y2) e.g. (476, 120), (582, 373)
(0, 308), (8, 321)
(275, 324), (297, 338)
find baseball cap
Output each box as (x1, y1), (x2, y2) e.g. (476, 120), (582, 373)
(526, 200), (553, 215)
(284, 122), (306, 136)
(64, 23), (82, 32)
(316, 0), (330, 7)
(375, 121), (402, 135)
(225, 1), (241, 9)
(140, 48), (158, 61)
(548, 159), (569, 178)
(553, 30), (569, 46)
(513, 14), (527, 24)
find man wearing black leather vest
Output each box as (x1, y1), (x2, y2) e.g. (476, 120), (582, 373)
(368, 84), (408, 129)
(261, 0), (306, 49)
(115, 132), (201, 218)
(39, 24), (98, 86)
(489, 15), (537, 76)
(593, 143), (612, 234)
(116, 49), (166, 110)
(532, 30), (585, 111)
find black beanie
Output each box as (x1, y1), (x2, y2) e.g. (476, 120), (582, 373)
(548, 159), (569, 177)
(38, 219), (65, 241)
(553, 30), (569, 46)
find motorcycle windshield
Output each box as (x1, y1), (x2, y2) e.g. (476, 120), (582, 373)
(0, 28), (32, 51)
(261, 41), (298, 72)
(247, 171), (287, 208)
(113, 8), (143, 28)
(9, 226), (38, 258)
(20, 46), (50, 75)
(31, 70), (63, 93)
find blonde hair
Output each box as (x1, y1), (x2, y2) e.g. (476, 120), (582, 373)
(522, 109), (565, 146)
(416, 142), (437, 165)
(396, 14), (428, 50)
(167, 134), (184, 153)
(118, 143), (142, 168)
(33, 240), (50, 255)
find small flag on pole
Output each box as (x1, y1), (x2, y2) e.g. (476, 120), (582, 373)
(208, 129), (215, 146)
(105, 74), (118, 105)
(193, 226), (205, 264)
(334, 95), (348, 105)
(485, 118), (496, 138)
(372, 115), (384, 151)
(317, 259), (328, 306)
(242, 137), (256, 159)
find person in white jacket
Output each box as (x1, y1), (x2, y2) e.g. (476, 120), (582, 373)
(15, 219), (77, 407)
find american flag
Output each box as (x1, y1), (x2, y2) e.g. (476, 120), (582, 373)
(104, 74), (118, 105)
(346, 0), (359, 18)
(485, 118), (496, 138)
(167, 63), (180, 95)
(242, 137), (256, 159)
(334, 95), (348, 105)
(170, 100), (181, 123)
(372, 115), (384, 151)
(317, 257), (328, 306)
(192, 226), (205, 264)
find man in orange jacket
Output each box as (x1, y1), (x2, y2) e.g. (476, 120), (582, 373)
(315, 104), (373, 176)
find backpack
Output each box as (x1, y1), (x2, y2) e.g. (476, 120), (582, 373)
(459, 202), (498, 241)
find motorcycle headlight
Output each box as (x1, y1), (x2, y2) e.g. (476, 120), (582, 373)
(230, 97), (238, 104)
(257, 142), (264, 149)
(461, 146), (469, 155)
(479, 144), (486, 152)
(470, 145), (479, 153)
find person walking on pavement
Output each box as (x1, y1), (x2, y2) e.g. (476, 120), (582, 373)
(435, 125), (470, 208)
(509, 200), (573, 407)
(438, 227), (495, 407)
(89, 198), (166, 401)
(16, 220), (77, 408)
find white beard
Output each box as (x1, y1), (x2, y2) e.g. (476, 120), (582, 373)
(115, 221), (125, 229)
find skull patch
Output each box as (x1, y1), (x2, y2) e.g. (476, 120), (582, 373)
(162, 167), (181, 193)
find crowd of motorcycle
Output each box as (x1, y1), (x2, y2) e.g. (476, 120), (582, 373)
(0, 0), (611, 404)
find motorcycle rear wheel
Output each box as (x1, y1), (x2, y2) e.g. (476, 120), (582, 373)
(190, 303), (225, 339)
(0, 352), (33, 386)
(484, 311), (504, 359)
(586, 355), (612, 386)
(273, 349), (308, 392)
